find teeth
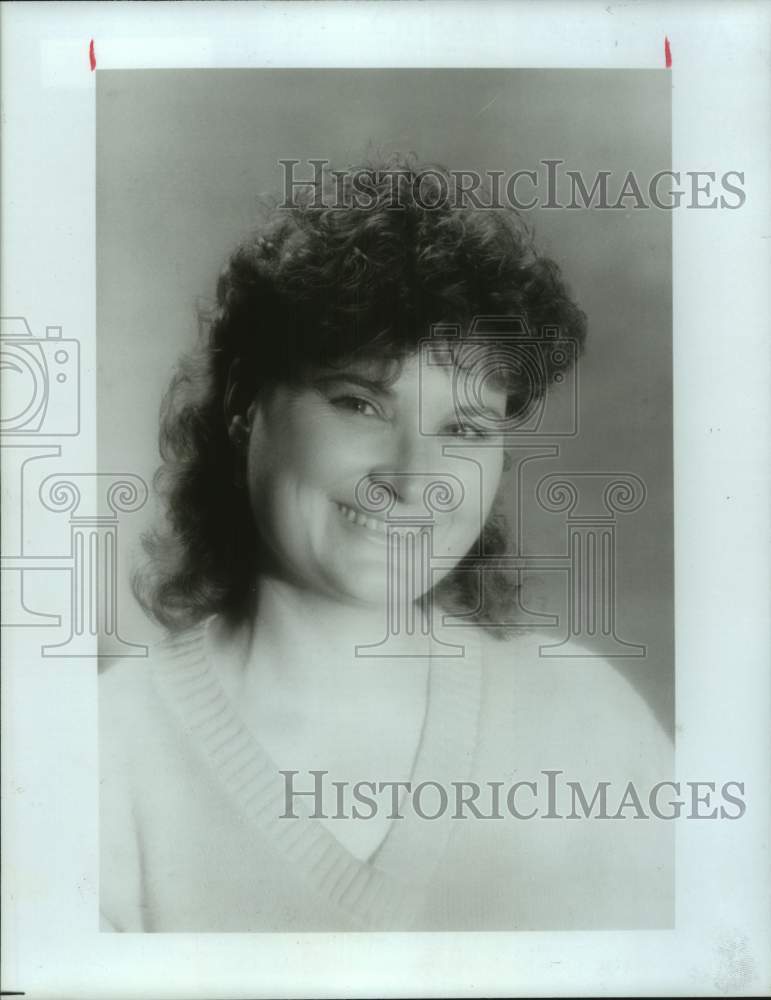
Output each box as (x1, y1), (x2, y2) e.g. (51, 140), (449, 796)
(336, 502), (386, 533)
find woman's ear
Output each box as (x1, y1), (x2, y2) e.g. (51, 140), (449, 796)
(224, 359), (256, 448)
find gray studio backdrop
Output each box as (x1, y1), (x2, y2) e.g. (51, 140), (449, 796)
(96, 69), (673, 733)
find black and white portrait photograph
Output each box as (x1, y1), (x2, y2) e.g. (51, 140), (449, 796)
(2, 2), (769, 997)
(96, 67), (677, 933)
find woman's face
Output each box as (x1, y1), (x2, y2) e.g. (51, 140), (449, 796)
(243, 351), (506, 607)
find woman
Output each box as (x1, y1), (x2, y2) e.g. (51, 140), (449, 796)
(100, 156), (672, 932)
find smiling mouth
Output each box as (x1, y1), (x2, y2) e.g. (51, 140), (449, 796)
(335, 501), (388, 535)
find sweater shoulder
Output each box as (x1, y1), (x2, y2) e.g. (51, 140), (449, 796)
(99, 622), (208, 698)
(98, 622), (209, 755)
(98, 623), (209, 931)
(477, 627), (664, 718)
(473, 626), (672, 776)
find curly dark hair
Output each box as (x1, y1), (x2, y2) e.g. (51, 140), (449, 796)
(133, 154), (587, 633)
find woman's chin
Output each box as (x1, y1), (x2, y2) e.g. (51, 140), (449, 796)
(326, 568), (389, 608)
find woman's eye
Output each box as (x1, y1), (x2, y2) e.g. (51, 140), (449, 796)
(444, 421), (487, 439)
(331, 395), (381, 418)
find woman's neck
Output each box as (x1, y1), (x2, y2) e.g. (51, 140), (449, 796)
(208, 577), (433, 860)
(218, 576), (432, 703)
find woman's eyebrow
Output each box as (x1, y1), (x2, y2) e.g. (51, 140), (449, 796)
(313, 372), (394, 395)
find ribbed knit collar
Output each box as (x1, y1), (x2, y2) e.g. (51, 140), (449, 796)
(151, 615), (483, 930)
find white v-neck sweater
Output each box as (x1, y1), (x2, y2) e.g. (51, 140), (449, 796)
(99, 620), (674, 932)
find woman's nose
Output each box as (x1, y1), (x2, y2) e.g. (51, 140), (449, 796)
(367, 427), (445, 509)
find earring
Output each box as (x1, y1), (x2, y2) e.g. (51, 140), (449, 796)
(228, 415), (250, 448)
